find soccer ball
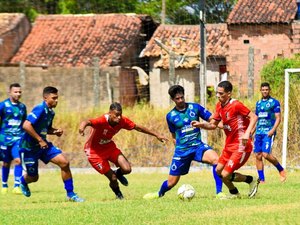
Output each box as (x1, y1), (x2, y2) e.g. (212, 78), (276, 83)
(177, 184), (196, 201)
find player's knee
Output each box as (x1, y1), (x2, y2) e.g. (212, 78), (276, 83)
(14, 158), (21, 165)
(122, 166), (131, 175)
(262, 152), (269, 159)
(256, 153), (263, 160)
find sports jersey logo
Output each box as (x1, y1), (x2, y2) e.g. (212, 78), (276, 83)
(223, 124), (232, 131)
(258, 112), (268, 118)
(266, 103), (270, 108)
(189, 111), (196, 118)
(228, 160), (234, 168)
(8, 119), (21, 126)
(171, 162), (177, 171)
(225, 112), (229, 119)
(96, 163), (103, 171)
(103, 129), (108, 135)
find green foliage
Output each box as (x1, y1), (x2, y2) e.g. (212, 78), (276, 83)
(0, 0), (237, 23)
(1, 170), (300, 225)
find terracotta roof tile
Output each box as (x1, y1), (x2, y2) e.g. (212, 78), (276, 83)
(227, 0), (297, 24)
(10, 14), (149, 67)
(0, 13), (26, 36)
(140, 24), (228, 69)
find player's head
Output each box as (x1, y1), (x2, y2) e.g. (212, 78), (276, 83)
(260, 82), (271, 99)
(168, 85), (186, 109)
(43, 86), (58, 108)
(9, 83), (22, 103)
(217, 81), (232, 105)
(108, 102), (122, 125)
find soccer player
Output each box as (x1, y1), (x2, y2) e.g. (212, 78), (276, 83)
(191, 81), (259, 199)
(19, 86), (84, 202)
(79, 102), (168, 200)
(0, 83), (27, 194)
(253, 82), (286, 183)
(143, 85), (224, 200)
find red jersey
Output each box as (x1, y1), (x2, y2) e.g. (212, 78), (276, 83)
(213, 99), (251, 148)
(85, 114), (135, 152)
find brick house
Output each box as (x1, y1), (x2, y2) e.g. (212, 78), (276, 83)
(1, 13), (157, 107)
(140, 24), (228, 107)
(0, 13), (31, 64)
(226, 0), (300, 95)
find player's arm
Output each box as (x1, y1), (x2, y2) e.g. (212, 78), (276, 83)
(241, 111), (258, 145)
(48, 127), (63, 137)
(79, 120), (92, 136)
(134, 124), (168, 143)
(171, 132), (176, 145)
(191, 116), (219, 130)
(268, 112), (281, 137)
(23, 120), (48, 148)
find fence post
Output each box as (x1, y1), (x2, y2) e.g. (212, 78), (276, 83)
(93, 57), (100, 107)
(19, 61), (26, 88)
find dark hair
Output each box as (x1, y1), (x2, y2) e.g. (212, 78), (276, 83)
(168, 85), (184, 99)
(261, 82), (270, 89)
(43, 86), (58, 96)
(9, 83), (21, 90)
(218, 81), (233, 93)
(109, 102), (122, 112)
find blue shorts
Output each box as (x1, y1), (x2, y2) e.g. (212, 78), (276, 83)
(254, 134), (275, 154)
(169, 143), (212, 176)
(20, 142), (62, 176)
(0, 140), (21, 163)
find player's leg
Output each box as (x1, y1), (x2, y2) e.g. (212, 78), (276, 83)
(201, 148), (223, 196)
(11, 142), (22, 193)
(254, 135), (265, 182)
(47, 143), (84, 202)
(1, 146), (11, 194)
(104, 169), (124, 199)
(114, 153), (131, 186)
(262, 135), (286, 182)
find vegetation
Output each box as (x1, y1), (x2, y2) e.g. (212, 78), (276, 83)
(0, 0), (237, 23)
(0, 170), (299, 225)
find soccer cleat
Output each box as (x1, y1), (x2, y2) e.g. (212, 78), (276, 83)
(20, 183), (31, 197)
(279, 170), (287, 183)
(115, 171), (129, 186)
(67, 193), (85, 202)
(248, 177), (260, 198)
(220, 193), (241, 200)
(12, 186), (22, 195)
(116, 192), (124, 200)
(215, 192), (227, 199)
(143, 192), (160, 200)
(1, 187), (8, 195)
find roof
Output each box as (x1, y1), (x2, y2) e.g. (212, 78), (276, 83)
(0, 13), (26, 36)
(227, 0), (298, 25)
(10, 14), (151, 67)
(140, 24), (228, 69)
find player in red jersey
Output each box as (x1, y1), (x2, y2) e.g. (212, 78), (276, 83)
(191, 81), (260, 199)
(79, 102), (168, 199)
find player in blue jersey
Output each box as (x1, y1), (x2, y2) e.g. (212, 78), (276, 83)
(0, 83), (27, 195)
(18, 86), (84, 202)
(254, 82), (286, 183)
(143, 85), (224, 199)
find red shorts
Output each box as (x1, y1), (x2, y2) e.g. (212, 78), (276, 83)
(85, 146), (122, 175)
(219, 143), (252, 174)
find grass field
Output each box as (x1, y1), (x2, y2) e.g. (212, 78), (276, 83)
(1, 168), (300, 225)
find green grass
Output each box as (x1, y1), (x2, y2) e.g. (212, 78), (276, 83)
(1, 168), (300, 225)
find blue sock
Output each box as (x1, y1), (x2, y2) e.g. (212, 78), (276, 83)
(2, 166), (9, 188)
(258, 170), (265, 181)
(64, 178), (74, 196)
(14, 164), (22, 187)
(20, 176), (27, 185)
(275, 163), (284, 172)
(158, 180), (171, 197)
(212, 164), (222, 194)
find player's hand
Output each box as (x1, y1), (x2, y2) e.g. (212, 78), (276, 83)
(267, 130), (274, 137)
(39, 139), (48, 149)
(79, 128), (85, 136)
(53, 128), (63, 137)
(157, 135), (168, 143)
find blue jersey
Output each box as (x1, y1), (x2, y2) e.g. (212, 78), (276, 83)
(20, 101), (55, 150)
(0, 98), (27, 146)
(255, 97), (280, 135)
(166, 102), (211, 157)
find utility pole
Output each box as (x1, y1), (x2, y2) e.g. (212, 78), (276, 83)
(162, 0), (166, 24)
(199, 0), (207, 142)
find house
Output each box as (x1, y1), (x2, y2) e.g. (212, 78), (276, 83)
(0, 13), (31, 64)
(140, 24), (228, 107)
(1, 13), (157, 108)
(226, 0), (300, 95)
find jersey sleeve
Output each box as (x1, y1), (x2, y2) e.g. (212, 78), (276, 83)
(235, 101), (250, 116)
(27, 104), (44, 125)
(0, 102), (4, 118)
(89, 117), (102, 127)
(121, 116), (136, 130)
(166, 113), (176, 133)
(197, 104), (212, 121)
(213, 103), (222, 121)
(274, 99), (281, 113)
